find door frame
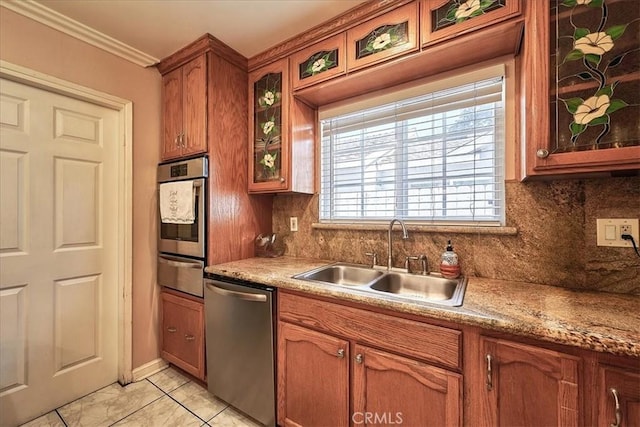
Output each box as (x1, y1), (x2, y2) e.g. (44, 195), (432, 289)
(0, 59), (134, 385)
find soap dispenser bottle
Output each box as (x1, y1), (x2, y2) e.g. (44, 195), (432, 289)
(440, 240), (461, 279)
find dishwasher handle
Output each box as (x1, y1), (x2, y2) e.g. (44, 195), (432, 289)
(205, 280), (268, 302)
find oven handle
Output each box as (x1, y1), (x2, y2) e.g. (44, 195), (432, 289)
(205, 281), (267, 302)
(158, 255), (203, 269)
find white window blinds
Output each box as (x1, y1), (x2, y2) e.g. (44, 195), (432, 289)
(319, 69), (505, 225)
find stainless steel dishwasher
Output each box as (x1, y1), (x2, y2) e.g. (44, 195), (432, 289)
(204, 274), (275, 427)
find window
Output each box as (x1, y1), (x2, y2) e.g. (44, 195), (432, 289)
(319, 66), (505, 225)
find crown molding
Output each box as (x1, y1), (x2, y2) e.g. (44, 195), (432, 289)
(1, 0), (159, 67)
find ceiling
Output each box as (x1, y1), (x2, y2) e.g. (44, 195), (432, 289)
(32, 0), (368, 64)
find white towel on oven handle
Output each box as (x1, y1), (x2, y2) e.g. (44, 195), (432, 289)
(159, 181), (195, 224)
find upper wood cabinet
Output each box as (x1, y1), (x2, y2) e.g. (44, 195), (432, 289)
(291, 33), (346, 90)
(161, 54), (207, 161)
(248, 58), (315, 194)
(479, 337), (580, 426)
(346, 2), (419, 71)
(422, 0), (522, 46)
(597, 365), (640, 427)
(521, 0), (640, 178)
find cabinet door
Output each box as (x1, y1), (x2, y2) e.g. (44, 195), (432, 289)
(480, 337), (580, 426)
(161, 67), (183, 160)
(161, 292), (205, 380)
(346, 2), (419, 72)
(422, 0), (521, 46)
(181, 54), (207, 156)
(277, 322), (349, 427)
(248, 59), (291, 193)
(291, 33), (346, 90)
(598, 365), (640, 427)
(352, 344), (462, 426)
(521, 0), (640, 178)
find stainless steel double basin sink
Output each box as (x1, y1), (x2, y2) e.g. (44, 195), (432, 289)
(293, 263), (466, 306)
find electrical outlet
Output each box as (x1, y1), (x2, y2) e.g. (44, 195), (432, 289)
(596, 218), (639, 247)
(289, 217), (298, 232)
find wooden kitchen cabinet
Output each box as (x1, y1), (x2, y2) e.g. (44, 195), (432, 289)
(161, 291), (205, 381)
(277, 291), (463, 426)
(597, 365), (640, 427)
(346, 2), (419, 72)
(248, 58), (315, 194)
(479, 336), (580, 426)
(352, 344), (462, 426)
(278, 322), (349, 427)
(161, 54), (207, 160)
(421, 0), (521, 46)
(521, 0), (640, 178)
(290, 33), (346, 90)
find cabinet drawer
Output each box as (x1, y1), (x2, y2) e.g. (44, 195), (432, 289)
(279, 292), (461, 370)
(346, 2), (419, 72)
(291, 33), (346, 90)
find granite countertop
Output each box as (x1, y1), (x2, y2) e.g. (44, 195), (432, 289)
(205, 256), (640, 358)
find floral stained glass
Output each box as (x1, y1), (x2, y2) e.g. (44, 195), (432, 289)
(355, 22), (409, 60)
(254, 72), (282, 182)
(299, 49), (339, 80)
(432, 0), (506, 32)
(551, 0), (640, 152)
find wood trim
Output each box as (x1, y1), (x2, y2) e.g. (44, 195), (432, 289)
(248, 0), (414, 71)
(157, 33), (247, 75)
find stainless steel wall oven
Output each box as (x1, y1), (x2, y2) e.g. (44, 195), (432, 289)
(157, 156), (208, 297)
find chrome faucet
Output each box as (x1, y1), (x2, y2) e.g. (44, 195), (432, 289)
(387, 218), (409, 270)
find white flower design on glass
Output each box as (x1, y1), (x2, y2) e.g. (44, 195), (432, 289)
(573, 94), (610, 125)
(575, 0), (592, 4)
(455, 0), (481, 20)
(262, 153), (276, 169)
(574, 32), (614, 56)
(311, 58), (326, 73)
(372, 33), (392, 50)
(262, 121), (275, 135)
(262, 91), (275, 106)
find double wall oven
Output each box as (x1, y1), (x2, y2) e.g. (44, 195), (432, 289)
(157, 156), (208, 297)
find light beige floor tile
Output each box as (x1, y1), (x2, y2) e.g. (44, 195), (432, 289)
(146, 366), (190, 393)
(57, 380), (163, 427)
(208, 407), (262, 427)
(112, 395), (202, 427)
(20, 411), (65, 427)
(169, 381), (227, 422)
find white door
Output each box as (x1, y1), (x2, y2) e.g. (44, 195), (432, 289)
(0, 78), (119, 426)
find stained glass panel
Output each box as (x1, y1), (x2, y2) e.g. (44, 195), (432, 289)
(253, 72), (283, 183)
(299, 49), (339, 80)
(355, 22), (409, 60)
(432, 0), (506, 32)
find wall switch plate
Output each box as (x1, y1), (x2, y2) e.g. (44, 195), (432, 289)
(596, 218), (639, 247)
(289, 217), (298, 232)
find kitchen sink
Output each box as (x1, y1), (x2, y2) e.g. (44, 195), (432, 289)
(293, 264), (384, 287)
(293, 263), (467, 306)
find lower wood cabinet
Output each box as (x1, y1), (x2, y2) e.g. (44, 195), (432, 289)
(277, 291), (462, 426)
(479, 337), (580, 426)
(161, 291), (205, 381)
(598, 365), (640, 427)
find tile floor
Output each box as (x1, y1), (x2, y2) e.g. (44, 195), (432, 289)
(20, 366), (262, 427)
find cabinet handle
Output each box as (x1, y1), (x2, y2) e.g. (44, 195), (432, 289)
(167, 327), (177, 333)
(610, 388), (621, 427)
(355, 353), (363, 364)
(174, 135), (180, 148)
(536, 148), (550, 159)
(337, 349), (345, 359)
(179, 133), (185, 148)
(486, 354), (493, 391)
(185, 334), (195, 341)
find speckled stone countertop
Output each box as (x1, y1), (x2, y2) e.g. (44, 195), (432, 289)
(205, 256), (640, 358)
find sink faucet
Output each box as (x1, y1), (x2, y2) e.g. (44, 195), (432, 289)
(387, 218), (409, 270)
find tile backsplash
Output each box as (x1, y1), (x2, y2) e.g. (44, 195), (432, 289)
(273, 176), (640, 295)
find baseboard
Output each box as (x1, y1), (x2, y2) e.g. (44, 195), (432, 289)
(131, 358), (168, 382)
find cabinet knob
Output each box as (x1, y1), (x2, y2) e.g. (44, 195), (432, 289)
(280, 177), (286, 183)
(486, 354), (493, 391)
(184, 334), (195, 341)
(610, 388), (621, 427)
(336, 349), (345, 359)
(355, 353), (363, 364)
(167, 327), (177, 333)
(536, 148), (550, 159)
